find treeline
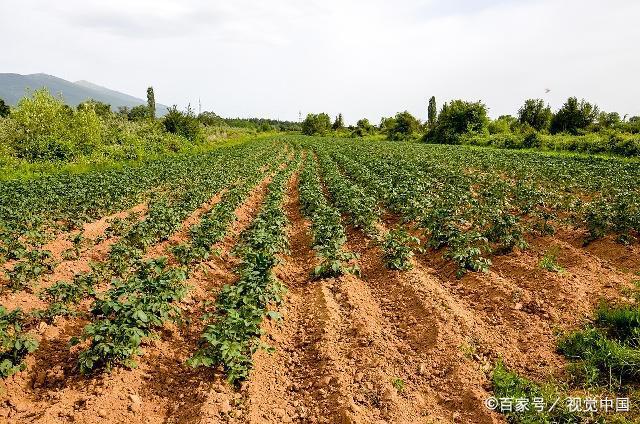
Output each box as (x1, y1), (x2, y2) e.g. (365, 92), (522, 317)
(197, 111), (301, 132)
(302, 97), (640, 157)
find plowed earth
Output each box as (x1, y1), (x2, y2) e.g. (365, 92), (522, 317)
(1, 170), (639, 424)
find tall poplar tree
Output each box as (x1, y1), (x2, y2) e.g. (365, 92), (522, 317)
(147, 86), (156, 119)
(427, 96), (437, 129)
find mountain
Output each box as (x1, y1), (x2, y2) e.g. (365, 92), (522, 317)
(0, 73), (168, 115)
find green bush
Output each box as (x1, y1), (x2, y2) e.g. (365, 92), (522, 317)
(162, 106), (204, 142)
(0, 89), (206, 166)
(70, 105), (102, 155)
(302, 113), (332, 135)
(436, 129), (639, 157)
(425, 99), (489, 144)
(387, 111), (421, 141)
(352, 118), (375, 137)
(8, 89), (76, 161)
(488, 115), (517, 134)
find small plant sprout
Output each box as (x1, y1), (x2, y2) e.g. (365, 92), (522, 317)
(392, 377), (406, 393)
(538, 246), (564, 273)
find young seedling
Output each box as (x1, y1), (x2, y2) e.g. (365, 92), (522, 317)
(392, 377), (406, 393)
(538, 246), (563, 273)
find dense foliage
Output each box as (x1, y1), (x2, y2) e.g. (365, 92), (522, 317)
(162, 105), (203, 142)
(387, 111), (421, 141)
(550, 97), (599, 135)
(0, 89), (204, 166)
(518, 99), (552, 132)
(301, 113), (332, 135)
(424, 100), (489, 144)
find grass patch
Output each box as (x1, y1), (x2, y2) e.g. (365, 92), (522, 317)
(557, 303), (640, 389)
(491, 361), (579, 423)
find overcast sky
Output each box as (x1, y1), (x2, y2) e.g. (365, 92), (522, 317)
(2, 0), (639, 123)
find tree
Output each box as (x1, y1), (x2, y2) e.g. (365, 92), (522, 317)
(0, 98), (10, 118)
(425, 100), (489, 144)
(489, 115), (517, 134)
(301, 113), (332, 135)
(596, 111), (621, 129)
(622, 116), (640, 134)
(128, 105), (150, 121)
(353, 118), (374, 137)
(78, 100), (111, 118)
(197, 111), (224, 126)
(550, 97), (599, 135)
(117, 106), (130, 117)
(163, 105), (203, 142)
(518, 99), (552, 132)
(332, 113), (345, 131)
(379, 117), (396, 134)
(427, 96), (437, 129)
(387, 111), (421, 141)
(147, 87), (156, 119)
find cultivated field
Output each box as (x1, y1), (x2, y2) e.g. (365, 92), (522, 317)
(1, 136), (639, 423)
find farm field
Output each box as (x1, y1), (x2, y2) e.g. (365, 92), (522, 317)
(1, 135), (640, 423)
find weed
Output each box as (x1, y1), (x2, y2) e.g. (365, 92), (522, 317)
(539, 247), (564, 273)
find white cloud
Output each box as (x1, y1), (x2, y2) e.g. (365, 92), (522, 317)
(2, 0), (639, 123)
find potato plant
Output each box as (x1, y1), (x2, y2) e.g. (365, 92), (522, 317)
(73, 258), (187, 373)
(0, 306), (38, 378)
(316, 150), (379, 234)
(301, 136), (639, 277)
(298, 155), (359, 278)
(189, 157), (298, 383)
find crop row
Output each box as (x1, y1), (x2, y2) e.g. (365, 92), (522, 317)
(189, 154), (299, 383)
(315, 150), (420, 270)
(70, 145), (288, 373)
(298, 154), (359, 278)
(315, 150), (379, 234)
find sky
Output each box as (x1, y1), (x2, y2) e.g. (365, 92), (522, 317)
(2, 0), (639, 123)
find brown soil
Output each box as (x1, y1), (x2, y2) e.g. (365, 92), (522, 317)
(1, 173), (638, 423)
(142, 189), (227, 262)
(238, 194), (637, 424)
(0, 202), (148, 313)
(0, 175), (274, 423)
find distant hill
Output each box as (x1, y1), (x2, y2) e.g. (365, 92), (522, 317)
(0, 73), (168, 115)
